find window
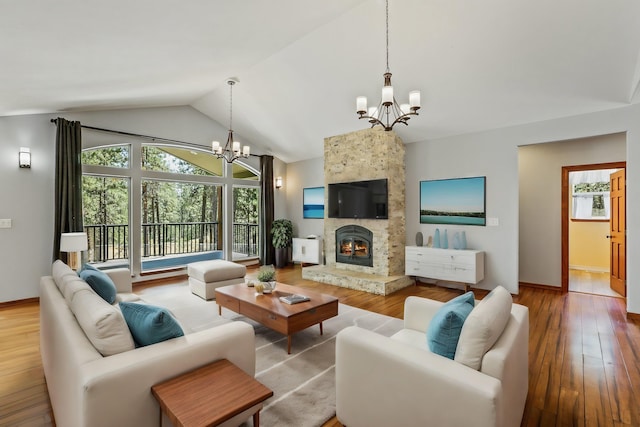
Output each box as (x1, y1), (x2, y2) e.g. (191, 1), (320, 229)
(82, 143), (260, 274)
(570, 169), (618, 220)
(82, 145), (129, 168)
(142, 146), (221, 176)
(82, 175), (130, 266)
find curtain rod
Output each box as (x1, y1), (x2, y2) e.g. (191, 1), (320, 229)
(50, 118), (262, 157)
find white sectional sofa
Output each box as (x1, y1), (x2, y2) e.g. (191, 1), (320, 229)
(336, 290), (529, 427)
(40, 260), (256, 427)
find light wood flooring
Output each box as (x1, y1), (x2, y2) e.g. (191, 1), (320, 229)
(569, 269), (624, 298)
(2, 265), (640, 426)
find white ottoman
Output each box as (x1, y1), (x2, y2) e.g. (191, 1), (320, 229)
(187, 260), (247, 300)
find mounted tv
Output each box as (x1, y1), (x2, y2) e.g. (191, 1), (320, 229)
(328, 178), (388, 219)
(420, 176), (486, 226)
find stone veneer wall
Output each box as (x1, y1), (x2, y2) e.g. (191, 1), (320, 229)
(323, 128), (406, 276)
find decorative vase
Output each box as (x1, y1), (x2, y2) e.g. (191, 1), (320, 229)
(452, 232), (461, 250)
(416, 232), (423, 247)
(262, 281), (277, 294)
(442, 229), (448, 249)
(433, 229), (441, 248)
(461, 231), (467, 249)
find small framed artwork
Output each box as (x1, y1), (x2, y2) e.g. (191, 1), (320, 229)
(303, 187), (325, 219)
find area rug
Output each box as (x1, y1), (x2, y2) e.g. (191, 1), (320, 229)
(138, 283), (404, 427)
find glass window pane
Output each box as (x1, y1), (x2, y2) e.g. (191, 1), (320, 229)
(82, 145), (129, 168)
(142, 146), (222, 177)
(232, 187), (259, 260)
(82, 175), (130, 267)
(141, 180), (223, 271)
(232, 162), (259, 180)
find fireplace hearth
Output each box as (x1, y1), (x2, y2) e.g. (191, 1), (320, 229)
(336, 225), (373, 267)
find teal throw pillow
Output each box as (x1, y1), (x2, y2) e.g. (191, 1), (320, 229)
(119, 302), (184, 347)
(426, 291), (475, 359)
(78, 263), (100, 275)
(79, 268), (117, 304)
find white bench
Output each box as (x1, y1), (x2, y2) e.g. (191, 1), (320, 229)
(187, 260), (247, 300)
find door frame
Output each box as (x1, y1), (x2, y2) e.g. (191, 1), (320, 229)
(561, 161), (626, 293)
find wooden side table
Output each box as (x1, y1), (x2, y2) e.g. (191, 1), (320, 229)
(151, 359), (273, 427)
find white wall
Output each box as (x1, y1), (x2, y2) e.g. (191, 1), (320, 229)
(0, 115), (56, 302)
(0, 106), (281, 302)
(285, 158), (325, 239)
(407, 104), (640, 311)
(518, 133), (626, 287)
(405, 130), (520, 293)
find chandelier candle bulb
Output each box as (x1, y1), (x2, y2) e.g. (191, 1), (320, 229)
(242, 146), (250, 157)
(212, 141), (220, 151)
(232, 141), (240, 153)
(382, 86), (394, 105)
(410, 90), (421, 109)
(356, 96), (367, 114)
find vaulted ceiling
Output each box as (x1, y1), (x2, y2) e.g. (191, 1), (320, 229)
(2, 0), (640, 163)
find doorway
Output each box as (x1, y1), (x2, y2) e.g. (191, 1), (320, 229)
(561, 161), (626, 297)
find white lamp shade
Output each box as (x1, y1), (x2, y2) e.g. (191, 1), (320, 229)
(409, 90), (421, 108)
(242, 145), (250, 156)
(19, 147), (31, 168)
(60, 232), (88, 252)
(382, 86), (394, 104)
(356, 96), (367, 113)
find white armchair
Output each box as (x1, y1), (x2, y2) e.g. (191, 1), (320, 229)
(336, 294), (529, 427)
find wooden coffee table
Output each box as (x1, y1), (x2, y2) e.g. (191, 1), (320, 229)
(215, 283), (339, 354)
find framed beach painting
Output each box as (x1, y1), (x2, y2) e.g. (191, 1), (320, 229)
(303, 186), (325, 219)
(420, 177), (486, 226)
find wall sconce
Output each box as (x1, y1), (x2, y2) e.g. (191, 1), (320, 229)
(275, 176), (283, 189)
(60, 232), (88, 270)
(19, 147), (31, 168)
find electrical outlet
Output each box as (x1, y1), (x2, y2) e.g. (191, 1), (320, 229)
(487, 217), (499, 227)
(0, 219), (12, 229)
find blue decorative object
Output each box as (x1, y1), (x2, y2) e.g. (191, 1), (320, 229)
(433, 229), (441, 248)
(79, 269), (117, 304)
(442, 229), (448, 249)
(452, 232), (461, 249)
(119, 302), (184, 347)
(461, 231), (467, 249)
(426, 291), (475, 359)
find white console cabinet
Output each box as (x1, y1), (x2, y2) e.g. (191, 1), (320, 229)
(293, 237), (323, 265)
(405, 246), (484, 290)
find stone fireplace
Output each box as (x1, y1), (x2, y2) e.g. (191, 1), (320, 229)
(336, 225), (373, 267)
(302, 128), (413, 295)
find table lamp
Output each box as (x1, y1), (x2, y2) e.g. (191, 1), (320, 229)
(60, 232), (88, 271)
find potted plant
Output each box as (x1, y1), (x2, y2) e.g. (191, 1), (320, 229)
(256, 265), (276, 293)
(271, 219), (293, 268)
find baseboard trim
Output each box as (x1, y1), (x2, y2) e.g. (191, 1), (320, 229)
(0, 297), (39, 308)
(627, 312), (640, 321)
(519, 282), (562, 292)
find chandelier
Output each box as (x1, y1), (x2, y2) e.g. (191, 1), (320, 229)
(356, 0), (421, 131)
(212, 78), (250, 163)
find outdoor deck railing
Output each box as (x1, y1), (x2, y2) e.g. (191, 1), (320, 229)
(84, 222), (259, 263)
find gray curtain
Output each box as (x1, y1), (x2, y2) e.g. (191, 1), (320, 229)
(53, 118), (83, 261)
(260, 155), (275, 265)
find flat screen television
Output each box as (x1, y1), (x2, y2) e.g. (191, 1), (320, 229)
(419, 176), (486, 226)
(328, 178), (388, 219)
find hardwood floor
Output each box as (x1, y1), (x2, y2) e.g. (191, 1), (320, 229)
(2, 265), (640, 426)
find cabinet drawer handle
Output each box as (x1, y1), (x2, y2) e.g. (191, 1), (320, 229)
(268, 314), (277, 320)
